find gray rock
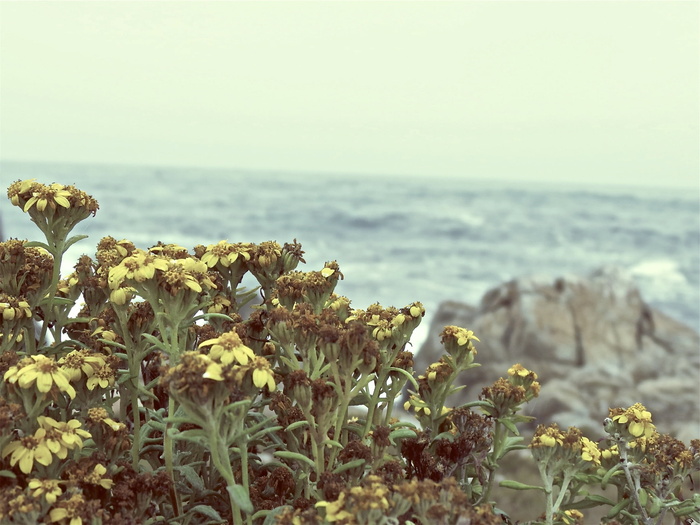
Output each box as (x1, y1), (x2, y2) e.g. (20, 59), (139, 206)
(413, 267), (700, 440)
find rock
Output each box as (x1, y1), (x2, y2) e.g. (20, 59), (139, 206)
(413, 267), (700, 440)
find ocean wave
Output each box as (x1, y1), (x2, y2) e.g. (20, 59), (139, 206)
(629, 259), (688, 284)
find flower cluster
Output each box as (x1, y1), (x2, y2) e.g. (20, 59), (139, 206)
(1, 179), (697, 525)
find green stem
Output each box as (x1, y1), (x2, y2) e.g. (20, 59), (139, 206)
(361, 370), (387, 438)
(164, 396), (182, 517)
(538, 461), (554, 525)
(478, 419), (505, 505)
(619, 444), (651, 525)
(312, 430), (325, 478)
(114, 306), (143, 469)
(207, 420), (243, 525)
(37, 239), (66, 346)
(239, 437), (252, 525)
(130, 384), (141, 469)
(552, 471), (574, 516)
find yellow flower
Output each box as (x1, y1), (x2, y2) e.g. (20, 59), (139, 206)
(409, 303), (424, 318)
(38, 416), (91, 450)
(250, 356), (276, 390)
(23, 182), (72, 212)
(612, 403), (656, 439)
(0, 297), (32, 320)
(109, 286), (136, 305)
(562, 509), (584, 525)
(403, 394), (432, 416)
(84, 464), (113, 489)
(508, 363), (537, 379)
(1, 428), (54, 474)
(85, 364), (116, 390)
(59, 349), (107, 382)
(580, 437), (601, 465)
(207, 295), (232, 314)
(201, 240), (252, 268)
(87, 407), (125, 431)
(440, 325), (480, 356)
(530, 424), (565, 448)
(316, 492), (353, 522)
(202, 359), (225, 381)
(108, 250), (168, 289)
(7, 178), (38, 206)
(28, 478), (63, 504)
(48, 493), (86, 525)
(4, 355), (76, 399)
(601, 444), (619, 461)
(199, 330), (255, 365)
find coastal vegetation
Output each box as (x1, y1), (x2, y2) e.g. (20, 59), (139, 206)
(1, 179), (698, 525)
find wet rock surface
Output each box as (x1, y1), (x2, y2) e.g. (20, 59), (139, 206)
(414, 267), (700, 441)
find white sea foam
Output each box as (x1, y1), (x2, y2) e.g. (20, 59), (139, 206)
(629, 259), (687, 284)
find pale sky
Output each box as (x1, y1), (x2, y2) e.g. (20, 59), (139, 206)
(0, 1), (698, 188)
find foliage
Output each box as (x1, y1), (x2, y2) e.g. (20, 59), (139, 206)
(0, 179), (698, 525)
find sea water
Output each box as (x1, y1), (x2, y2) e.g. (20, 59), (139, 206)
(2, 162), (698, 349)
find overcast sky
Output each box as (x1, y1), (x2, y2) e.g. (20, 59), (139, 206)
(0, 1), (697, 188)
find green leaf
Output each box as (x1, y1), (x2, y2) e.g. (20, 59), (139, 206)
(601, 464), (623, 489)
(321, 439), (343, 449)
(638, 487), (648, 507)
(170, 429), (209, 447)
(260, 506), (293, 525)
(333, 458), (366, 475)
(141, 333), (167, 349)
(432, 431), (456, 442)
(446, 384), (467, 396)
(672, 502), (700, 517)
(147, 420), (166, 432)
(192, 312), (234, 323)
(457, 400), (492, 409)
(64, 234), (89, 250)
(24, 240), (51, 251)
(227, 484), (254, 514)
(166, 416), (199, 426)
(48, 297), (76, 306)
(389, 428), (417, 445)
(97, 338), (127, 350)
(143, 376), (162, 390)
(285, 420), (310, 432)
(274, 451), (316, 469)
(499, 480), (545, 491)
(66, 316), (92, 324)
(0, 470), (17, 479)
(497, 417), (519, 435)
(607, 497), (631, 518)
(349, 392), (371, 406)
(249, 426), (283, 443)
(116, 373), (134, 386)
(561, 495), (615, 509)
(189, 504), (223, 522)
(244, 416), (278, 436)
(501, 435), (526, 454)
(387, 366), (419, 391)
(178, 465), (206, 492)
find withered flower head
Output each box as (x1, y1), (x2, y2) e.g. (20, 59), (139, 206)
(479, 377), (526, 418)
(160, 351), (229, 405)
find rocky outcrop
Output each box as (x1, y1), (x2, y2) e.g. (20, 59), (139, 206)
(414, 267), (700, 441)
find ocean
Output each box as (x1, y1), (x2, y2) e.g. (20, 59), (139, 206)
(2, 161), (699, 349)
